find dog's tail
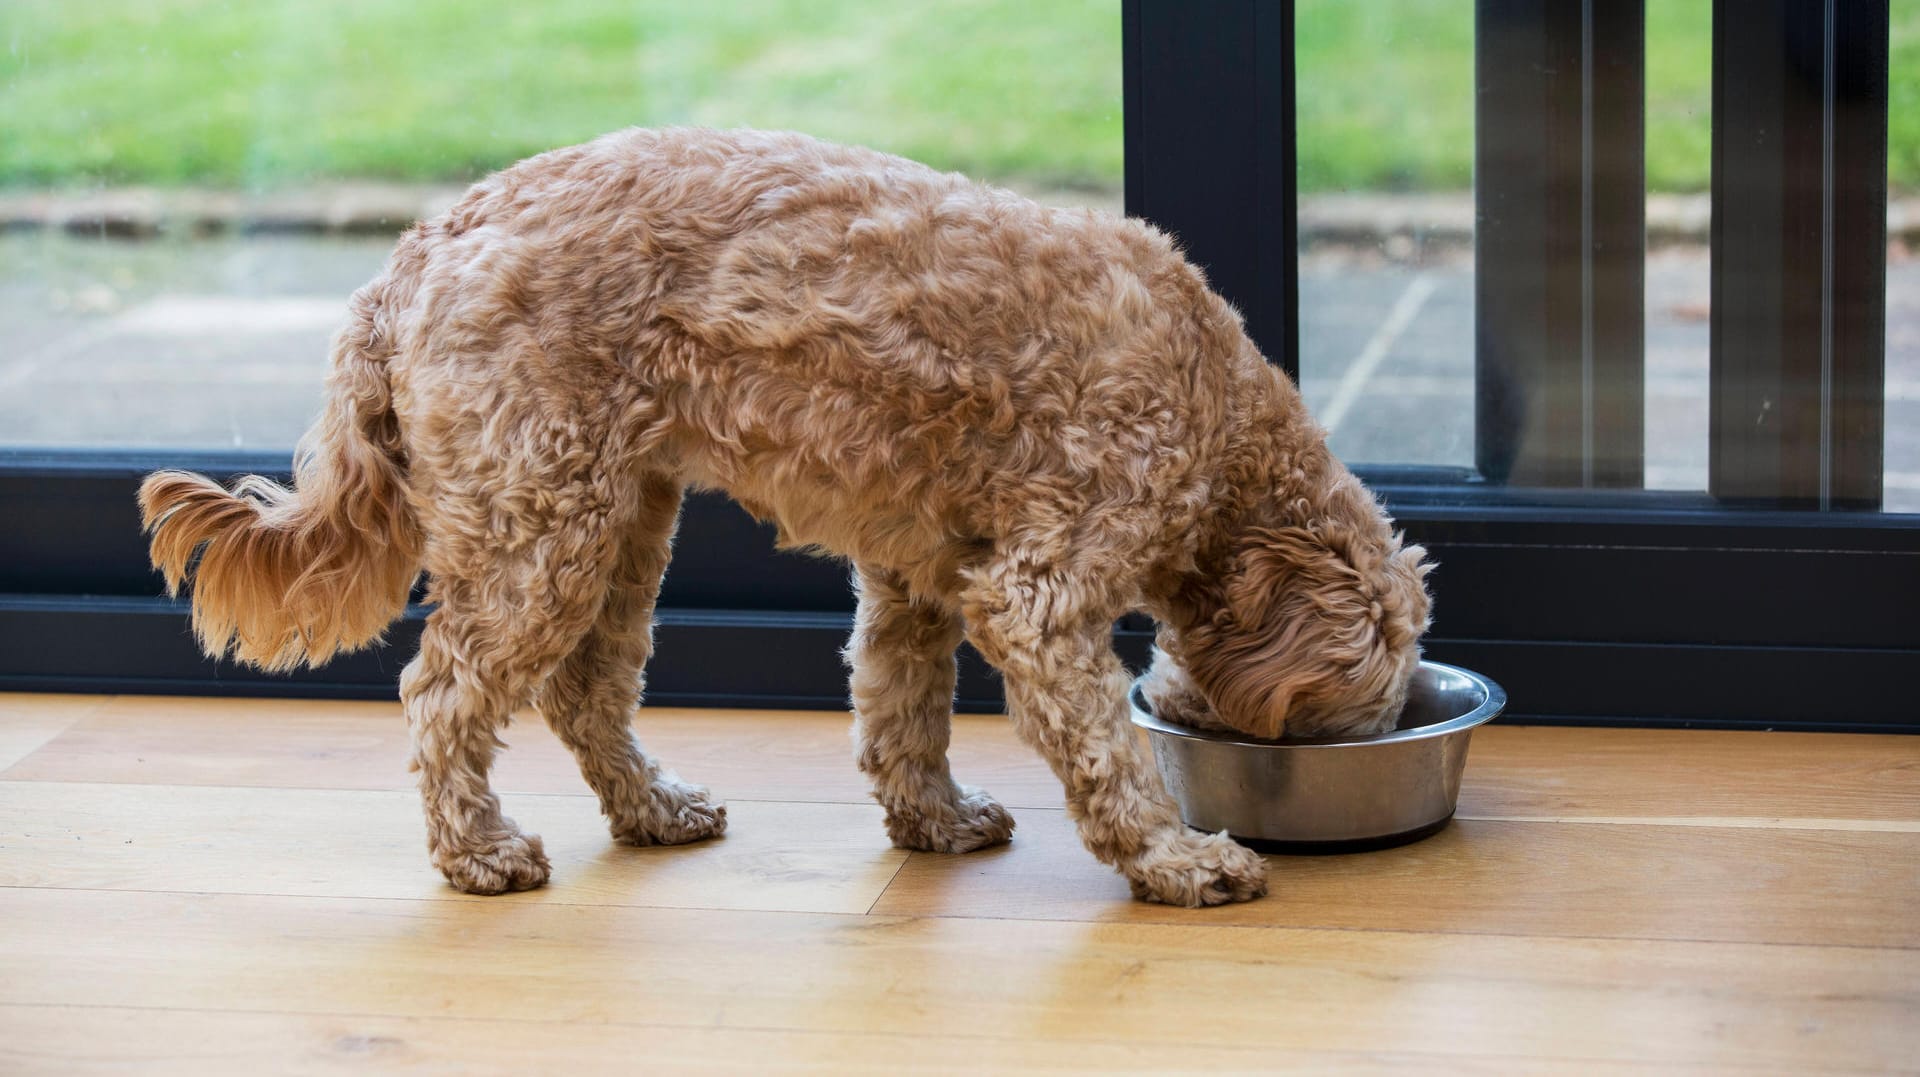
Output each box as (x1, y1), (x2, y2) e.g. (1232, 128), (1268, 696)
(139, 291), (421, 672)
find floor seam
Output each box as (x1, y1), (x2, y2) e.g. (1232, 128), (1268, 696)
(2, 883), (1912, 952)
(3, 779), (1912, 832)
(865, 850), (913, 916)
(4, 998), (1835, 1070)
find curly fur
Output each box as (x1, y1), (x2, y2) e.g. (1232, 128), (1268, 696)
(139, 128), (1430, 906)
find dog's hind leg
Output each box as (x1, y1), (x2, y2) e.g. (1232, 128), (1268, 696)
(962, 556), (1268, 906)
(400, 432), (642, 894)
(847, 566), (1014, 853)
(535, 473), (726, 848)
(405, 571), (603, 893)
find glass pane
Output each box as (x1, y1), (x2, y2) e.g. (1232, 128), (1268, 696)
(1890, 0), (1919, 513)
(1298, 3), (1911, 515)
(0, 1), (1121, 451)
(1294, 0), (1476, 472)
(1642, 0), (1712, 493)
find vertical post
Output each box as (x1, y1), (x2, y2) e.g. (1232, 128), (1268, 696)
(1709, 0), (1888, 507)
(1124, 0), (1299, 380)
(1475, 0), (1646, 488)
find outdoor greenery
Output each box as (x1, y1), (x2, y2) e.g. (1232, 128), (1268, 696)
(3, 0), (1916, 193)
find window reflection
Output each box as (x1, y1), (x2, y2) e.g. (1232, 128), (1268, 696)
(0, 1), (1121, 451)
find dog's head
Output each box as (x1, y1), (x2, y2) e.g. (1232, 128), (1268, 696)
(1150, 514), (1432, 740)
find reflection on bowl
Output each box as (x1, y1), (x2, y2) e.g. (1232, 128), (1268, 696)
(1130, 661), (1506, 850)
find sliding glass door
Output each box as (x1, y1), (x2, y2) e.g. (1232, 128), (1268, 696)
(5, 1), (1913, 729)
(1126, 0), (1917, 730)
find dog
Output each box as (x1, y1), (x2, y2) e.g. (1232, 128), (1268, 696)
(139, 128), (1431, 906)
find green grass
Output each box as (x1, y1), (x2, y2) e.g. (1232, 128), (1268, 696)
(1293, 0), (1727, 193)
(0, 0), (1124, 190)
(1894, 0), (1920, 195)
(2, 0), (1916, 193)
(1295, 0), (1475, 192)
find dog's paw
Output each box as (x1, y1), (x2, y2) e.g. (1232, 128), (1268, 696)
(1124, 829), (1268, 907)
(885, 785), (1016, 853)
(435, 829), (552, 895)
(611, 780), (728, 847)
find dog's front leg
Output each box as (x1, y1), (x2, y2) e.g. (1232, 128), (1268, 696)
(847, 566), (1014, 853)
(963, 564), (1268, 906)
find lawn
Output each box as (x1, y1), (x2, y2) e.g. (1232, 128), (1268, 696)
(2, 0), (1916, 193)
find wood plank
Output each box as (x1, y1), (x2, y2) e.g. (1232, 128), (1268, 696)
(871, 808), (1920, 949)
(0, 781), (903, 915)
(3, 1005), (1711, 1076)
(0, 693), (112, 772)
(13, 775), (1913, 950)
(0, 889), (1912, 1071)
(9, 694), (1916, 825)
(1462, 814), (1920, 832)
(0, 694), (1062, 808)
(1458, 724), (1920, 822)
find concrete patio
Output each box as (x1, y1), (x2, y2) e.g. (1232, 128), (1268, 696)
(3, 221), (1914, 512)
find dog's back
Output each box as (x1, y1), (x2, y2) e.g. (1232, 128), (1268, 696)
(375, 127), (1279, 594)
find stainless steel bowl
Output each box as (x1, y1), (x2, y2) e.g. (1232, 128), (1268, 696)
(1130, 661), (1506, 850)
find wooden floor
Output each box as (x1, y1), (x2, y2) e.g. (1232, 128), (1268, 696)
(1, 693), (1916, 1073)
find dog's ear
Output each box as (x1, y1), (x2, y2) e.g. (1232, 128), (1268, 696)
(1180, 522), (1431, 739)
(1139, 643), (1236, 733)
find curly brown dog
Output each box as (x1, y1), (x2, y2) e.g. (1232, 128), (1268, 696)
(139, 128), (1431, 906)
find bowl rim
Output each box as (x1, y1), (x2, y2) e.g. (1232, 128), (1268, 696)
(1128, 659), (1508, 749)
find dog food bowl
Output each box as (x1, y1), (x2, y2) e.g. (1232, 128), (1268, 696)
(1130, 661), (1505, 851)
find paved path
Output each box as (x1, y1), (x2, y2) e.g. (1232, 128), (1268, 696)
(2, 233), (1913, 511)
